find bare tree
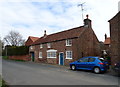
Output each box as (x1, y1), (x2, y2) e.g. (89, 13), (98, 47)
(3, 31), (25, 46)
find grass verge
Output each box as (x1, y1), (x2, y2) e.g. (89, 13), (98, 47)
(0, 75), (9, 87)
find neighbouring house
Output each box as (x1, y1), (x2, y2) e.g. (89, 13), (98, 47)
(25, 36), (39, 46)
(104, 34), (110, 49)
(24, 36), (39, 61)
(100, 34), (111, 64)
(27, 15), (101, 65)
(103, 34), (110, 56)
(108, 4), (120, 65)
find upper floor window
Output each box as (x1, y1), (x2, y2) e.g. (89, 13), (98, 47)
(30, 46), (33, 49)
(47, 43), (51, 48)
(39, 52), (42, 58)
(40, 44), (43, 48)
(66, 39), (72, 46)
(66, 51), (72, 59)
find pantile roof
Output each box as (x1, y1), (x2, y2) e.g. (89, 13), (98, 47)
(104, 37), (110, 45)
(32, 26), (86, 45)
(25, 36), (39, 46)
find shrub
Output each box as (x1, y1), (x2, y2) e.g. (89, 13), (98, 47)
(2, 46), (29, 56)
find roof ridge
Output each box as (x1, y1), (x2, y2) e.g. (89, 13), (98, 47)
(32, 26), (85, 45)
(45, 26), (83, 37)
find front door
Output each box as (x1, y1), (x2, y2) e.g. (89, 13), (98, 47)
(59, 52), (64, 65)
(31, 52), (35, 62)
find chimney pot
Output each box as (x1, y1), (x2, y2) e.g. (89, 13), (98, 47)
(44, 30), (47, 37)
(105, 34), (107, 39)
(86, 14), (89, 19)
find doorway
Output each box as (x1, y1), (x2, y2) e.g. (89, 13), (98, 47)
(59, 52), (64, 65)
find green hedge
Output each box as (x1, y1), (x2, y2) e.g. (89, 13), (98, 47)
(2, 46), (29, 56)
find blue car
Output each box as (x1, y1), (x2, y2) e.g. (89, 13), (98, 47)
(70, 56), (109, 74)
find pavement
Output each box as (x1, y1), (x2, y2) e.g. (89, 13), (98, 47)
(2, 59), (120, 85)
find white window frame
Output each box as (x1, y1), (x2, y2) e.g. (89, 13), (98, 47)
(39, 52), (42, 58)
(47, 43), (51, 48)
(47, 49), (57, 58)
(30, 46), (33, 49)
(40, 44), (43, 48)
(66, 39), (72, 46)
(66, 51), (72, 59)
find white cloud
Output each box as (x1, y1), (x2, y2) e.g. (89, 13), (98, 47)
(0, 0), (120, 42)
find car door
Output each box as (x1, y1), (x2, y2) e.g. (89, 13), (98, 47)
(87, 58), (96, 70)
(76, 57), (89, 70)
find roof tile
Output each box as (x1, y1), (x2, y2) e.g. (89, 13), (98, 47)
(104, 37), (110, 45)
(32, 26), (85, 45)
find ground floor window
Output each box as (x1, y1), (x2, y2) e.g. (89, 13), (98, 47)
(66, 51), (72, 59)
(47, 49), (57, 58)
(39, 52), (42, 58)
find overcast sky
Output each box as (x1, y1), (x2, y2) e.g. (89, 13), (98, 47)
(0, 0), (120, 42)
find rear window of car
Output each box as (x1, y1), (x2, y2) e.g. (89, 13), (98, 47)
(98, 58), (105, 62)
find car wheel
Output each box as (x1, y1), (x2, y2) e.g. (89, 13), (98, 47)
(93, 67), (100, 74)
(71, 65), (76, 70)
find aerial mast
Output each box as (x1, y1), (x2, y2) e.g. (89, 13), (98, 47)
(77, 2), (85, 21)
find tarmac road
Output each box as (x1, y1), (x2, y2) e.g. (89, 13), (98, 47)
(2, 59), (120, 85)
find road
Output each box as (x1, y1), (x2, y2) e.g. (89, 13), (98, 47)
(2, 59), (120, 85)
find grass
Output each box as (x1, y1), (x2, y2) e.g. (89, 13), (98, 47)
(0, 76), (2, 87)
(2, 56), (9, 60)
(1, 80), (9, 87)
(0, 75), (9, 87)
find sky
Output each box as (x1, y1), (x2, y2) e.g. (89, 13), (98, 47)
(0, 0), (120, 42)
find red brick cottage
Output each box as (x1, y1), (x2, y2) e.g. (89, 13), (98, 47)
(27, 16), (100, 65)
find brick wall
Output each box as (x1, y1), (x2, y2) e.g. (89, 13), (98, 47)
(109, 12), (120, 65)
(9, 55), (31, 61)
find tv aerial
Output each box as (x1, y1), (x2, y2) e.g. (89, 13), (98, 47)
(77, 2), (86, 21)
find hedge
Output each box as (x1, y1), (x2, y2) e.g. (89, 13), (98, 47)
(2, 46), (29, 56)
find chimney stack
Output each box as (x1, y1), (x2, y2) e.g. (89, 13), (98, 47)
(84, 14), (92, 28)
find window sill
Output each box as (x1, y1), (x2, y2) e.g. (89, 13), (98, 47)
(47, 57), (56, 58)
(66, 45), (72, 47)
(66, 58), (72, 59)
(39, 57), (42, 58)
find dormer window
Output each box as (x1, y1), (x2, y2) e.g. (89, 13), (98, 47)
(40, 44), (43, 48)
(66, 39), (72, 46)
(47, 43), (51, 48)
